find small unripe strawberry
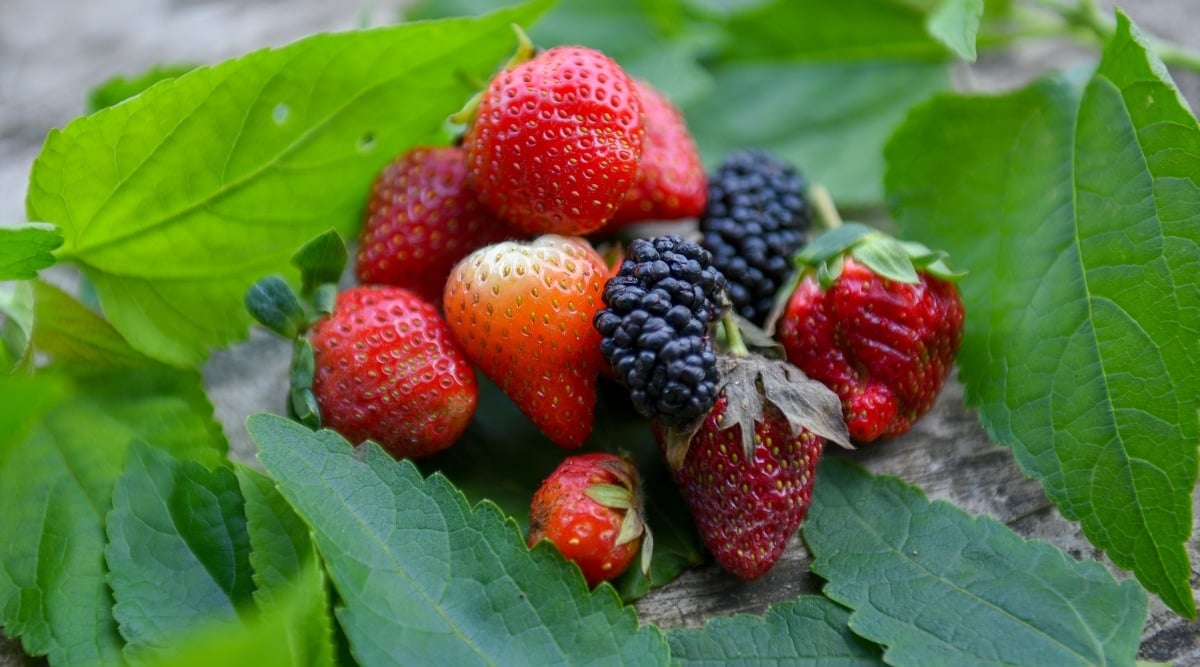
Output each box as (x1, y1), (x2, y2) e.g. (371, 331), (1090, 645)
(528, 452), (650, 587)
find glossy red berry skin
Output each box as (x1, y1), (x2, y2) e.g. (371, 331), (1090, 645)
(528, 453), (644, 587)
(310, 285), (477, 459)
(356, 146), (514, 304)
(463, 46), (645, 236)
(777, 257), (964, 442)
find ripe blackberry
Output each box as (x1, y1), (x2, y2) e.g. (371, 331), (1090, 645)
(594, 236), (726, 428)
(699, 149), (811, 325)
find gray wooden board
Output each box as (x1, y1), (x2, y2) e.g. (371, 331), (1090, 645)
(2, 0), (1197, 663)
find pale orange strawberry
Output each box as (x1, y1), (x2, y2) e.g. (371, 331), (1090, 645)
(443, 235), (609, 447)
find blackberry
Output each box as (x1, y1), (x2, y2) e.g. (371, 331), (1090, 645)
(699, 149), (811, 325)
(594, 236), (726, 428)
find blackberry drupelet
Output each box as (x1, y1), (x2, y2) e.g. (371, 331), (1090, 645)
(594, 236), (726, 428)
(699, 149), (811, 325)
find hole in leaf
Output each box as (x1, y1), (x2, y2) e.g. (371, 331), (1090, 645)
(358, 131), (377, 153)
(272, 103), (290, 125)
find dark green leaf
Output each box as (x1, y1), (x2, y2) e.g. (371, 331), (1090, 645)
(885, 11), (1200, 617)
(685, 59), (949, 206)
(107, 443), (254, 659)
(804, 458), (1148, 666)
(0, 364), (226, 665)
(237, 465), (335, 667)
(135, 558), (332, 667)
(86, 63), (198, 112)
(29, 280), (152, 367)
(28, 1), (553, 366)
(249, 413), (670, 666)
(290, 229), (348, 298)
(667, 596), (884, 665)
(0, 223), (62, 280)
(245, 276), (307, 340)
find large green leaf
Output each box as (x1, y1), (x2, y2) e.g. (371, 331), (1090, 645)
(0, 224), (62, 280)
(249, 413), (670, 666)
(0, 287), (227, 664)
(885, 11), (1200, 616)
(667, 596), (884, 665)
(804, 458), (1148, 666)
(107, 443), (254, 659)
(720, 0), (951, 62)
(685, 59), (948, 206)
(25, 0), (552, 367)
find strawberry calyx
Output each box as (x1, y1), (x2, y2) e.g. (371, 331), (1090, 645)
(799, 185), (964, 289)
(660, 307), (852, 471)
(582, 456), (654, 579)
(449, 23), (538, 128)
(244, 229), (351, 429)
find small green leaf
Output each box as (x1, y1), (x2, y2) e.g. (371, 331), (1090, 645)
(106, 443), (255, 660)
(29, 0), (553, 366)
(885, 11), (1200, 617)
(803, 458), (1148, 666)
(0, 281), (35, 372)
(926, 0), (983, 61)
(249, 413), (671, 666)
(667, 596), (884, 665)
(245, 276), (307, 340)
(86, 63), (198, 112)
(587, 483), (634, 509)
(796, 222), (877, 266)
(0, 223), (62, 280)
(290, 229), (348, 298)
(848, 237), (919, 284)
(237, 465), (335, 667)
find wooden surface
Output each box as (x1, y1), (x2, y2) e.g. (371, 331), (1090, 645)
(2, 0), (1198, 664)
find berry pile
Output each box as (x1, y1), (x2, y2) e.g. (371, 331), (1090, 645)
(246, 35), (965, 587)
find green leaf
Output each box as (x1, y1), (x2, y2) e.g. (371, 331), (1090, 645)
(248, 413), (670, 666)
(0, 223), (62, 280)
(0, 373), (66, 470)
(236, 464), (335, 667)
(0, 364), (226, 665)
(685, 59), (949, 206)
(885, 11), (1200, 617)
(926, 0), (983, 61)
(27, 0), (553, 367)
(106, 443), (254, 659)
(289, 229), (348, 298)
(0, 281), (35, 372)
(667, 596), (884, 665)
(87, 63), (198, 112)
(135, 558), (332, 667)
(30, 280), (154, 367)
(245, 275), (307, 340)
(720, 0), (951, 62)
(803, 458), (1148, 666)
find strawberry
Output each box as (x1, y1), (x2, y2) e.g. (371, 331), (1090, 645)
(309, 285), (478, 459)
(356, 145), (516, 304)
(605, 79), (706, 229)
(528, 452), (650, 587)
(462, 43), (645, 236)
(773, 220), (965, 443)
(656, 314), (850, 580)
(442, 235), (609, 448)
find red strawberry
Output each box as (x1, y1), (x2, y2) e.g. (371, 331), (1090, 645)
(442, 235), (609, 448)
(528, 452), (650, 587)
(356, 145), (516, 304)
(605, 79), (706, 229)
(656, 316), (850, 580)
(462, 44), (645, 236)
(774, 222), (965, 442)
(309, 285), (478, 459)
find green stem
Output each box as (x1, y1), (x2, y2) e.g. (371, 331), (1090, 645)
(808, 184), (844, 232)
(721, 308), (749, 358)
(1024, 0), (1200, 73)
